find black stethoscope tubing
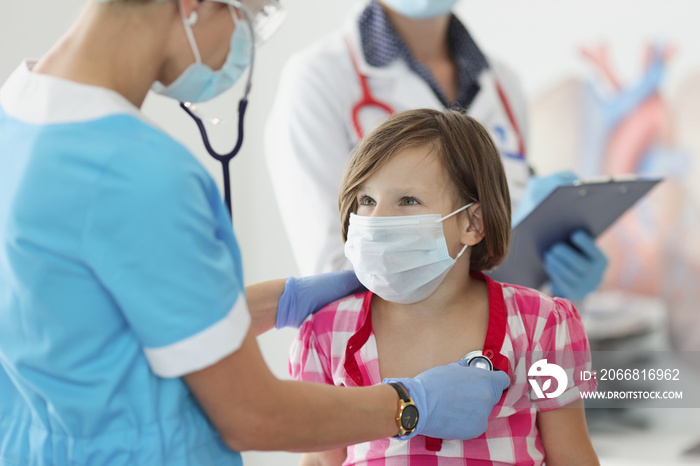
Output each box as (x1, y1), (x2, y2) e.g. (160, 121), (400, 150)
(179, 2), (256, 220)
(180, 97), (248, 218)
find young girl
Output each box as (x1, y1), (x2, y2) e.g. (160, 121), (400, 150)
(289, 109), (599, 466)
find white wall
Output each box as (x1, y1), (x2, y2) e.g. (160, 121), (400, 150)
(3, 1), (700, 465)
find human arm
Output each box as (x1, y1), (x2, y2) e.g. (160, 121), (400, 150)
(184, 327), (510, 451)
(298, 450), (347, 466)
(495, 61), (607, 300)
(529, 297), (598, 465)
(245, 279), (285, 335)
(537, 400), (599, 466)
(184, 327), (398, 452)
(512, 171), (608, 301)
(264, 42), (355, 275)
(246, 270), (364, 335)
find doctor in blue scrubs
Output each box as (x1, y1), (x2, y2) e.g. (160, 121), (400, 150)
(0, 0), (510, 464)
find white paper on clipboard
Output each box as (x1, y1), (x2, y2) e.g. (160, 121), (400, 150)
(487, 177), (663, 289)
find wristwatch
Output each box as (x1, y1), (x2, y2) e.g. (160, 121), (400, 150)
(388, 382), (419, 438)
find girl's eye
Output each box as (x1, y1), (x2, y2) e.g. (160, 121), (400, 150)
(358, 195), (376, 206)
(400, 197), (420, 206)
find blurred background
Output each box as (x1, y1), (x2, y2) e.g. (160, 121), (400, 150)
(3, 0), (699, 464)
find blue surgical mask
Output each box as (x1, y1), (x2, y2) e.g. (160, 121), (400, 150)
(153, 6), (253, 103)
(381, 0), (459, 19)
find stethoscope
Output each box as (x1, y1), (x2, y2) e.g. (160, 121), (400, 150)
(345, 36), (394, 141)
(462, 350), (494, 371)
(345, 36), (526, 160)
(179, 3), (257, 219)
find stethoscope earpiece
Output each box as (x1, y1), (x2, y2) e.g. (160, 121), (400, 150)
(187, 11), (198, 26)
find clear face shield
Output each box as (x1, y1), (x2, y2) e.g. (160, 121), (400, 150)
(179, 0), (286, 217)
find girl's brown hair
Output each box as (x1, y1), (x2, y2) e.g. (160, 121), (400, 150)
(339, 108), (511, 271)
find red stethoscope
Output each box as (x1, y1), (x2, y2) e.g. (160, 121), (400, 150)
(345, 36), (525, 158)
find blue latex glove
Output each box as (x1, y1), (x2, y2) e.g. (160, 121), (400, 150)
(384, 361), (510, 440)
(512, 171), (579, 226)
(544, 230), (608, 302)
(276, 270), (364, 329)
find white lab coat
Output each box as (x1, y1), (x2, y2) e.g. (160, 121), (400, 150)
(265, 6), (531, 276)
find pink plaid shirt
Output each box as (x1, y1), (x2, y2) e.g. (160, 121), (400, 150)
(289, 271), (597, 466)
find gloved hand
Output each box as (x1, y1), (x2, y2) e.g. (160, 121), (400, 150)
(512, 171), (578, 227)
(276, 270), (364, 329)
(544, 229), (608, 302)
(384, 360), (510, 440)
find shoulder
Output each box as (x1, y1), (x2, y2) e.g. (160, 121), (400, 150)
(486, 56), (525, 106)
(303, 290), (370, 339)
(106, 115), (195, 169)
(292, 291), (369, 374)
(279, 32), (352, 92)
(81, 115), (226, 253)
(500, 282), (581, 336)
(77, 114), (191, 165)
(485, 56), (527, 128)
(487, 57), (519, 82)
(92, 115), (213, 200)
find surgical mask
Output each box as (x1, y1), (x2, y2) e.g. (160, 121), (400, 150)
(344, 203), (474, 304)
(381, 0), (459, 19)
(153, 5), (253, 103)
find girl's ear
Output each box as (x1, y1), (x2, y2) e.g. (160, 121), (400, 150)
(462, 204), (485, 246)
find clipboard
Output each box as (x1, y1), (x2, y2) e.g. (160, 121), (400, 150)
(487, 177), (662, 289)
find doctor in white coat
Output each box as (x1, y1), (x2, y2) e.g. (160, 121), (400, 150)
(265, 0), (608, 301)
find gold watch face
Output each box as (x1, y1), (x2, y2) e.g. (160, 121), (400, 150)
(400, 404), (419, 431)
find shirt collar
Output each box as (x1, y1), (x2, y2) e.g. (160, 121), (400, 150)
(0, 61), (142, 125)
(358, 0), (406, 68)
(358, 0), (489, 107)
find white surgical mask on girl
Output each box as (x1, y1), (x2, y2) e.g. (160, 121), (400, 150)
(381, 0), (459, 20)
(344, 203), (474, 304)
(153, 5), (253, 103)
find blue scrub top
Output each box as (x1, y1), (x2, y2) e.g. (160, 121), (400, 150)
(0, 62), (250, 465)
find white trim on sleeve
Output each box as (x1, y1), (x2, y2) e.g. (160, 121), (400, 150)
(144, 295), (251, 378)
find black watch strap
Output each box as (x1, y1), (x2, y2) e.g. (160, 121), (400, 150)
(388, 382), (411, 402)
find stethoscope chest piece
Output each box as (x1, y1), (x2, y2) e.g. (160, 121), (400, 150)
(462, 350), (494, 371)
